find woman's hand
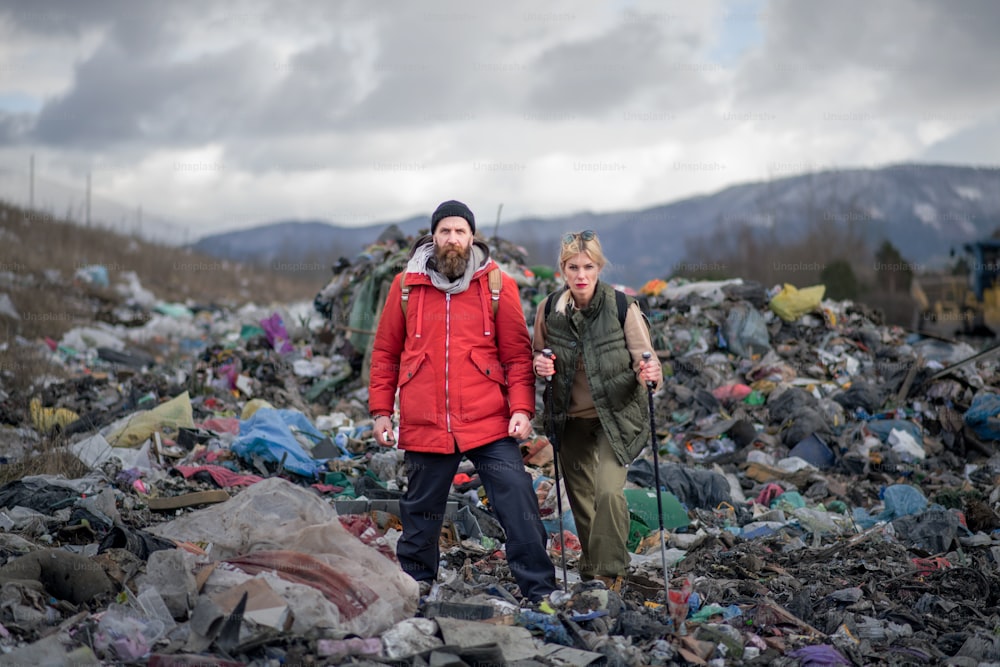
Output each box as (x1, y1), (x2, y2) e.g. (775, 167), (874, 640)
(534, 350), (556, 378)
(639, 354), (663, 387)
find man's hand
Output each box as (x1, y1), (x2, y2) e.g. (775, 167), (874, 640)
(373, 415), (395, 446)
(508, 411), (532, 438)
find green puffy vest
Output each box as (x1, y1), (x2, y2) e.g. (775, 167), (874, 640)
(543, 281), (650, 465)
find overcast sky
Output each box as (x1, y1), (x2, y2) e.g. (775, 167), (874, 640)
(1, 0), (998, 238)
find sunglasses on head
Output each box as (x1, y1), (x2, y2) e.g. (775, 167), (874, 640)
(562, 230), (596, 246)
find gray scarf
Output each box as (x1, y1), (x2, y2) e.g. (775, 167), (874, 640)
(406, 241), (488, 295)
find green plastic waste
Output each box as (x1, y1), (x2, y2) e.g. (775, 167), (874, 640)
(240, 323), (266, 340)
(324, 471), (356, 498)
(304, 369), (354, 402)
(690, 605), (730, 623)
(154, 302), (194, 318)
(743, 390), (766, 406)
(626, 513), (652, 552)
(363, 469), (386, 488)
(623, 488), (690, 533)
(670, 410), (693, 425)
(826, 500), (849, 514)
(530, 265), (557, 280)
(771, 491), (806, 511)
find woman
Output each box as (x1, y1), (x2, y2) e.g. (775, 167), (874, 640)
(532, 230), (662, 591)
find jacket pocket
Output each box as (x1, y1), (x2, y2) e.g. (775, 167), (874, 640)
(459, 350), (507, 423)
(399, 353), (439, 425)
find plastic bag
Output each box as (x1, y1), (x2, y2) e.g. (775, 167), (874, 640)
(889, 428), (925, 462)
(147, 478), (418, 637)
(768, 283), (826, 322)
(879, 484), (927, 520)
(723, 302), (771, 357)
(260, 312), (295, 354)
(963, 393), (1000, 441)
(231, 408), (327, 477)
(105, 392), (195, 448)
(28, 398), (79, 434)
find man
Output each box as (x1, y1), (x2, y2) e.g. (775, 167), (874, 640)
(369, 200), (556, 603)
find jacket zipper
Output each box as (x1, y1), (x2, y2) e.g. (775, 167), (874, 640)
(445, 293), (452, 433)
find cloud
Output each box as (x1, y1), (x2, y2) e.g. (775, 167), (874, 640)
(30, 40), (270, 147)
(527, 21), (696, 115)
(736, 0), (1000, 115)
(922, 114), (1000, 167)
(0, 0), (998, 235)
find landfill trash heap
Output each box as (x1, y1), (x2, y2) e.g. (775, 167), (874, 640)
(0, 229), (999, 665)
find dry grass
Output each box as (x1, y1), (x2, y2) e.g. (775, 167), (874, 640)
(0, 343), (67, 397)
(0, 201), (327, 476)
(0, 344), (82, 484)
(0, 201), (320, 342)
(0, 437), (90, 486)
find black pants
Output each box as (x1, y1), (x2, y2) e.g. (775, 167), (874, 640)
(397, 437), (556, 602)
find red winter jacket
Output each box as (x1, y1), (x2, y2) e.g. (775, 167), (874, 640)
(368, 251), (535, 454)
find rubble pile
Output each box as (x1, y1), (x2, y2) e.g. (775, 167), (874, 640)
(0, 230), (999, 666)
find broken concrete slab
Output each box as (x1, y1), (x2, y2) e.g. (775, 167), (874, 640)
(435, 616), (539, 663)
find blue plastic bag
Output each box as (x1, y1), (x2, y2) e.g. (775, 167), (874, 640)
(232, 408), (327, 477)
(878, 484), (927, 521)
(964, 394), (1000, 441)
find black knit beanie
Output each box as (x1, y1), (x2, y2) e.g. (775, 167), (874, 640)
(431, 200), (476, 234)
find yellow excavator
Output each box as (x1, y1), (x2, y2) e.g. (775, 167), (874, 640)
(911, 239), (1000, 339)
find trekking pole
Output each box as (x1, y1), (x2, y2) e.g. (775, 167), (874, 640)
(642, 351), (671, 611)
(542, 348), (569, 592)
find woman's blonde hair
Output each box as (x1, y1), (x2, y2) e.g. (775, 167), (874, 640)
(559, 230), (608, 271)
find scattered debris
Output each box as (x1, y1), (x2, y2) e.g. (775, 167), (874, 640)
(0, 231), (998, 665)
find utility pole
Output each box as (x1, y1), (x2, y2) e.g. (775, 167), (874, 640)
(136, 205), (142, 238)
(85, 171), (91, 227)
(28, 154), (34, 211)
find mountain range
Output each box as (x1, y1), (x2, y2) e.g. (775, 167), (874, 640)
(192, 164), (1000, 288)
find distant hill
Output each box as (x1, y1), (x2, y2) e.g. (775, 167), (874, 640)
(192, 164), (1000, 287)
(190, 217), (429, 266)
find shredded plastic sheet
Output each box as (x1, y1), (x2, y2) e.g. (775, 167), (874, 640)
(147, 478), (418, 637)
(225, 550), (377, 620)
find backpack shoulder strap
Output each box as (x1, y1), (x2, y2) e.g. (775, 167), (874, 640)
(616, 289), (651, 331)
(487, 267), (502, 315)
(400, 273), (410, 316)
(615, 289), (629, 329)
(402, 268), (502, 316)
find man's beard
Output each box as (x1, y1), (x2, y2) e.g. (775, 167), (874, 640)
(435, 243), (470, 280)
